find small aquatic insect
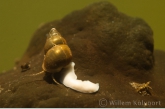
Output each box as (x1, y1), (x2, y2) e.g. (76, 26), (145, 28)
(130, 81), (152, 96)
(31, 28), (99, 93)
(21, 62), (31, 72)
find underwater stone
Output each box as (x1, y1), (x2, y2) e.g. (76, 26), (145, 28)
(22, 1), (154, 72)
(0, 1), (165, 108)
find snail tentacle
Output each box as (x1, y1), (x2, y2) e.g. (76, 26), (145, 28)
(51, 73), (60, 85)
(27, 70), (45, 77)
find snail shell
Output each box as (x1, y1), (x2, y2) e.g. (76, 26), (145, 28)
(42, 28), (72, 73)
(44, 28), (67, 54)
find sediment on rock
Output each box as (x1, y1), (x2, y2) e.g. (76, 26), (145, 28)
(0, 1), (164, 108)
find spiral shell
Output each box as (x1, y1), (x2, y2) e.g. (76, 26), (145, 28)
(44, 28), (67, 54)
(42, 28), (72, 73)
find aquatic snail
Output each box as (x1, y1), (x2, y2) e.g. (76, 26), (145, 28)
(42, 28), (72, 84)
(32, 28), (99, 93)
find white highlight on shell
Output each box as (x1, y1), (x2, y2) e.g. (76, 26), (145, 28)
(60, 62), (99, 93)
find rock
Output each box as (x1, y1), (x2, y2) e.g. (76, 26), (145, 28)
(0, 1), (164, 108)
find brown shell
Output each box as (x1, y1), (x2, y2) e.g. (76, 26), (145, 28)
(42, 44), (72, 73)
(44, 28), (67, 54)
